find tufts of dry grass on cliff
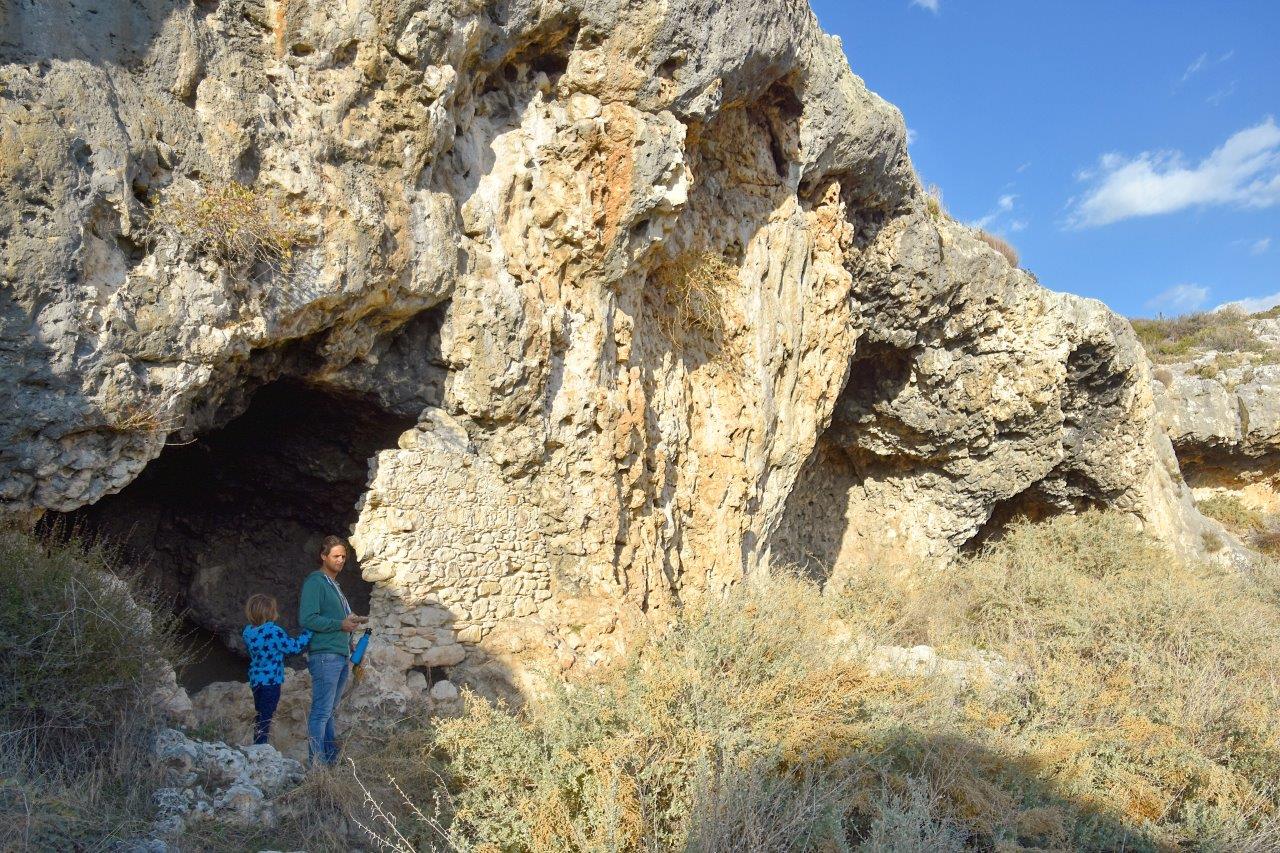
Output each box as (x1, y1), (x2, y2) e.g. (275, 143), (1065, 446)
(361, 511), (1280, 851)
(149, 179), (311, 275)
(975, 229), (1019, 268)
(649, 249), (737, 353)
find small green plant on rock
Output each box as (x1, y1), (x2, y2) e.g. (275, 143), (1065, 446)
(150, 179), (311, 274)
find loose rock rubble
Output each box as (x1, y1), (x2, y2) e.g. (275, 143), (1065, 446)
(148, 728), (304, 838)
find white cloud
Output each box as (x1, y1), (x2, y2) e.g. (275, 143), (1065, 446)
(971, 194), (1023, 233)
(1145, 283), (1209, 314)
(911, 0), (940, 12)
(1069, 118), (1280, 228)
(1181, 53), (1208, 83)
(1207, 81), (1237, 107)
(1178, 49), (1233, 86)
(1252, 237), (1272, 255)
(1217, 291), (1280, 314)
(906, 127), (918, 146)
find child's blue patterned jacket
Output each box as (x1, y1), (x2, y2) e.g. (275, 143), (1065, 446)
(242, 622), (312, 687)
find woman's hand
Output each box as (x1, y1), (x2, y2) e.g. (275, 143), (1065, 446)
(341, 614), (368, 633)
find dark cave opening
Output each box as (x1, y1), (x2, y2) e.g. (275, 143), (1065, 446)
(966, 490), (1057, 552)
(44, 380), (416, 690)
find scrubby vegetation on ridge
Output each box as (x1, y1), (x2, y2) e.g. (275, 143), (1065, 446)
(355, 512), (1280, 852)
(1131, 307), (1280, 364)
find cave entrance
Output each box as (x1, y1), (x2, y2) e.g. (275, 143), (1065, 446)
(46, 380), (415, 690)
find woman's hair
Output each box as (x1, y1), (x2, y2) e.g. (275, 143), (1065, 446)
(319, 534), (349, 560)
(244, 593), (279, 626)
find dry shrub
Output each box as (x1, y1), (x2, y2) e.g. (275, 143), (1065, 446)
(352, 513), (1280, 851)
(975, 230), (1019, 268)
(150, 180), (310, 274)
(1254, 527), (1280, 557)
(103, 398), (182, 434)
(838, 511), (1280, 850)
(0, 527), (183, 850)
(650, 249), (737, 350)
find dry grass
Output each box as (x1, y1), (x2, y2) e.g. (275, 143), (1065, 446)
(1131, 308), (1274, 363)
(975, 230), (1019, 268)
(173, 726), (453, 852)
(649, 249), (737, 351)
(925, 184), (949, 222)
(103, 398), (182, 434)
(356, 511), (1280, 851)
(1198, 494), (1267, 533)
(149, 180), (311, 275)
(837, 511), (1280, 850)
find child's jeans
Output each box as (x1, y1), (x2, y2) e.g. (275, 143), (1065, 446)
(251, 683), (282, 745)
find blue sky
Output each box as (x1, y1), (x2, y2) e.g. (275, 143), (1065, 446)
(808, 1), (1280, 318)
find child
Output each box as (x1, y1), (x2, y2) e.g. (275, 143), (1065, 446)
(242, 593), (311, 746)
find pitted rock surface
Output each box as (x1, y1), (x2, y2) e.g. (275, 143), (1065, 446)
(2, 0), (1215, 700)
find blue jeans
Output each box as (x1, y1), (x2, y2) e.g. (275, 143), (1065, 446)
(307, 653), (349, 765)
(251, 683), (281, 745)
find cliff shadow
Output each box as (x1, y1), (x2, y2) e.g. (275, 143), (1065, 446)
(0, 0), (187, 67)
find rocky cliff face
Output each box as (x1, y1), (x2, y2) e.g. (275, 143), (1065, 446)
(1152, 317), (1280, 513)
(1, 0), (1214, 704)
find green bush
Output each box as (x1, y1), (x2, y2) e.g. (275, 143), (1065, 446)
(0, 527), (183, 850)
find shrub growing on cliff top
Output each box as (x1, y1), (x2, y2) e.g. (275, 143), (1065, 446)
(975, 229), (1019, 268)
(360, 512), (1280, 851)
(0, 527), (183, 849)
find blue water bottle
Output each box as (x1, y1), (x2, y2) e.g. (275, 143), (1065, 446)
(351, 628), (372, 666)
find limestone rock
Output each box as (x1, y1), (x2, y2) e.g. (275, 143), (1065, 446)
(1, 0), (1222, 708)
(147, 728), (301, 838)
(1152, 322), (1280, 520)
